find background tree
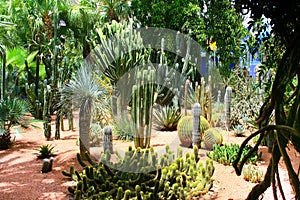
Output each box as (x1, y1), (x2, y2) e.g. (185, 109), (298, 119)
(203, 0), (253, 77)
(233, 1), (300, 199)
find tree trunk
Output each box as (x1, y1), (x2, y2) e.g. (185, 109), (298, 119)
(79, 105), (91, 157)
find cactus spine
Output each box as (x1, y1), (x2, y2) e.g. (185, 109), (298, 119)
(224, 86), (232, 131)
(131, 68), (155, 148)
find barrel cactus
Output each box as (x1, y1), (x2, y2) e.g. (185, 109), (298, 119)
(203, 128), (223, 150)
(178, 116), (210, 147)
(177, 116), (193, 147)
(200, 116), (210, 133)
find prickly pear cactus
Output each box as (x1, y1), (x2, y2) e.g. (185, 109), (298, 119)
(203, 128), (223, 150)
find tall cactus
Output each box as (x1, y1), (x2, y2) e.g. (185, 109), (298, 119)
(131, 68), (156, 148)
(207, 75), (212, 123)
(224, 86), (232, 131)
(192, 103), (201, 148)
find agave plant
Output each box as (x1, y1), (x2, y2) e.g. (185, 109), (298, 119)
(153, 106), (182, 131)
(36, 144), (56, 159)
(0, 97), (29, 149)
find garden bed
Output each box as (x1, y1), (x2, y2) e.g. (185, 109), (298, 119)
(0, 118), (298, 200)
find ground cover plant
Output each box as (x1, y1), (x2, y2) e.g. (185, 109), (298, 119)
(207, 143), (262, 166)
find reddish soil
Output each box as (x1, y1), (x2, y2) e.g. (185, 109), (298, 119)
(0, 117), (298, 200)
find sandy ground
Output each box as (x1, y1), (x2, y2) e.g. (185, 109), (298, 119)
(0, 117), (298, 200)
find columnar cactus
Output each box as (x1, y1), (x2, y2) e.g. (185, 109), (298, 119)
(192, 103), (201, 148)
(207, 76), (212, 123)
(103, 126), (113, 153)
(131, 68), (156, 148)
(224, 86), (232, 131)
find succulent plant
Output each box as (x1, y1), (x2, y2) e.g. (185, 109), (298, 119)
(36, 144), (56, 159)
(233, 125), (245, 137)
(178, 115), (210, 148)
(153, 105), (182, 131)
(202, 128), (223, 150)
(177, 116), (193, 147)
(207, 143), (262, 166)
(242, 164), (264, 183)
(62, 145), (215, 199)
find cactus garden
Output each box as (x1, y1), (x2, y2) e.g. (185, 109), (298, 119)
(0, 0), (300, 200)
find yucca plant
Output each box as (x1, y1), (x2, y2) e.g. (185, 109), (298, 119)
(153, 106), (182, 131)
(36, 144), (56, 159)
(60, 66), (108, 156)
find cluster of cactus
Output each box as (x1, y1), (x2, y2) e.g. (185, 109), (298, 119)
(62, 145), (215, 199)
(152, 105), (182, 131)
(242, 164), (264, 183)
(202, 128), (223, 150)
(207, 143), (262, 166)
(189, 77), (212, 123)
(131, 67), (156, 148)
(177, 115), (210, 147)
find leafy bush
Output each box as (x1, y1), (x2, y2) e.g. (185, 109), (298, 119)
(153, 106), (182, 131)
(226, 68), (262, 127)
(36, 144), (56, 159)
(207, 143), (262, 165)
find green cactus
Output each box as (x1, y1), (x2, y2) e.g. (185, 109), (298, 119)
(202, 128), (223, 150)
(242, 164), (264, 183)
(62, 145), (215, 199)
(131, 68), (156, 149)
(177, 116), (210, 148)
(177, 116), (193, 147)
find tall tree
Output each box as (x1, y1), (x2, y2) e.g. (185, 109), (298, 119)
(233, 1), (300, 199)
(203, 0), (252, 77)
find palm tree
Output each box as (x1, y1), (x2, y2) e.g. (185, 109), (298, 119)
(100, 0), (131, 23)
(60, 65), (108, 156)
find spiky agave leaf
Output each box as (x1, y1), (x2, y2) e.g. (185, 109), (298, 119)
(153, 106), (182, 131)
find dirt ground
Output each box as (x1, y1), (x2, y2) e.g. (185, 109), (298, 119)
(0, 117), (298, 200)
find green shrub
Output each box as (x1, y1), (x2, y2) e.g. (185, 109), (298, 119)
(153, 106), (182, 131)
(207, 143), (262, 165)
